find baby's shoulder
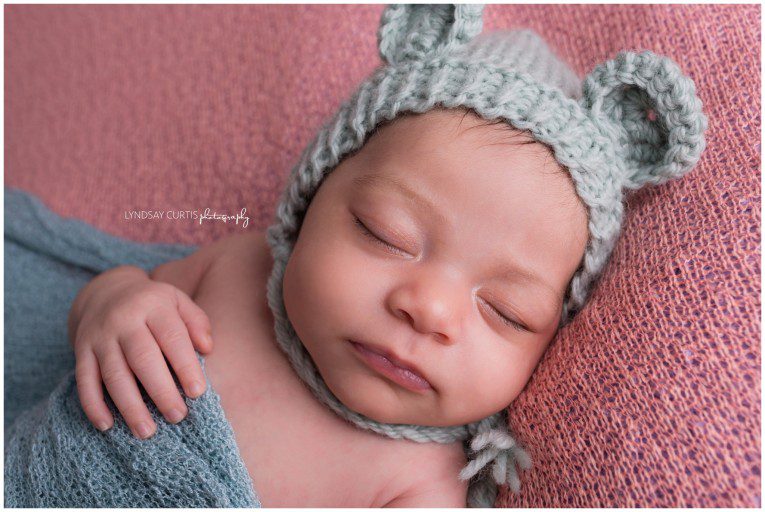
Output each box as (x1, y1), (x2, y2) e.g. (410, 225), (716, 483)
(206, 230), (271, 265)
(150, 230), (270, 298)
(200, 231), (273, 282)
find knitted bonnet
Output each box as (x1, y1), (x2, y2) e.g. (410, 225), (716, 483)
(264, 4), (707, 507)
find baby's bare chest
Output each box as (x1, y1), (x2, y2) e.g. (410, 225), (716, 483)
(186, 239), (412, 507)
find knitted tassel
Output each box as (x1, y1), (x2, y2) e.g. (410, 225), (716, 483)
(460, 412), (533, 507)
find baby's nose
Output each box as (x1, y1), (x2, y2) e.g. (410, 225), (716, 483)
(388, 267), (465, 343)
(394, 303), (453, 343)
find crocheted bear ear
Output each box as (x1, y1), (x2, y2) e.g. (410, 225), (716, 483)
(580, 51), (708, 190)
(377, 3), (484, 66)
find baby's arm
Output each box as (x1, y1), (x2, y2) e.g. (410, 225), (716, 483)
(67, 236), (230, 438)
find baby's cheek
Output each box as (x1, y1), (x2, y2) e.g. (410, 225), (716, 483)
(448, 348), (531, 421)
(284, 234), (380, 337)
(314, 244), (381, 318)
(482, 345), (541, 407)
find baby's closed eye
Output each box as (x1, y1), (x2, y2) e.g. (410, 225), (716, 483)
(352, 213), (530, 333)
(352, 214), (407, 255)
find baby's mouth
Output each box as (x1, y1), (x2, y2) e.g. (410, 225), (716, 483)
(349, 340), (433, 393)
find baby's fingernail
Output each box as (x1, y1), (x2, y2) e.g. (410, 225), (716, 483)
(167, 407), (186, 424)
(136, 422), (155, 439)
(190, 381), (206, 397)
(96, 420), (112, 432)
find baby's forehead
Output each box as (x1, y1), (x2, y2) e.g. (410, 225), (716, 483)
(377, 107), (555, 159)
(351, 108), (587, 233)
(357, 115), (565, 198)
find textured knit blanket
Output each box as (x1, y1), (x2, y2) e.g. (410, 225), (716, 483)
(5, 5), (760, 506)
(3, 187), (261, 507)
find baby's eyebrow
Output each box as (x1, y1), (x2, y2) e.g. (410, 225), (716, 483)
(351, 172), (451, 229)
(352, 172), (561, 306)
(494, 261), (563, 307)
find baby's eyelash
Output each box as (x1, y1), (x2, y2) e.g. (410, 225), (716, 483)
(353, 215), (403, 254)
(354, 215), (528, 333)
(485, 301), (527, 332)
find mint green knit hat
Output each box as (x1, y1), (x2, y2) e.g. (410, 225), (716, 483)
(265, 4), (707, 507)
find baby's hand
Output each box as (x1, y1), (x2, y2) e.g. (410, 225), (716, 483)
(69, 266), (213, 439)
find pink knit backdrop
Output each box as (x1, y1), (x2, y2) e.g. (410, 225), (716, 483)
(5, 4), (760, 507)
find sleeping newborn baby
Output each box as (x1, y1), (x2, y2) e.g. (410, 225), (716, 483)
(70, 106), (586, 507)
(63, 4), (707, 508)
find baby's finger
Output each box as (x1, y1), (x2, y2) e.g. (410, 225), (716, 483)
(119, 325), (189, 425)
(175, 291), (213, 354)
(74, 347), (113, 432)
(95, 345), (157, 439)
(146, 311), (207, 399)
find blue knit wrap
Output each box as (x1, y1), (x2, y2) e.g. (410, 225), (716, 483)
(3, 188), (260, 508)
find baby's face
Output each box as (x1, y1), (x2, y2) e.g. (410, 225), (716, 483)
(283, 108), (588, 426)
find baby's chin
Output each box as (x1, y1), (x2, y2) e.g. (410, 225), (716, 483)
(319, 367), (416, 423)
(320, 366), (466, 427)
(305, 342), (497, 426)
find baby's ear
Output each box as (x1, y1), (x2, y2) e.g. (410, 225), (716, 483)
(377, 4), (484, 66)
(579, 51), (708, 190)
